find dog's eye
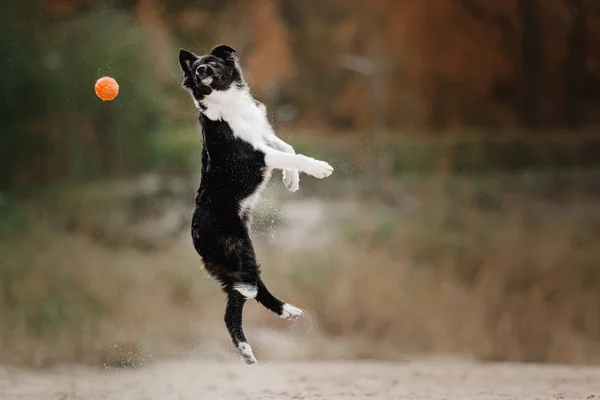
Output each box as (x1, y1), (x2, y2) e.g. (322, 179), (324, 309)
(209, 61), (217, 66)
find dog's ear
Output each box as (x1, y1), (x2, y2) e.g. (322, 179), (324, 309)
(179, 48), (199, 75)
(210, 44), (236, 61)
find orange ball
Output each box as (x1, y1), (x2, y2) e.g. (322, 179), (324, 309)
(94, 76), (119, 101)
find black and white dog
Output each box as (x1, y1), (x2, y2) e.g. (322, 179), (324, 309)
(178, 44), (333, 364)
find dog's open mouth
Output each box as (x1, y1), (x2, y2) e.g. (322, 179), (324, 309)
(201, 77), (213, 86)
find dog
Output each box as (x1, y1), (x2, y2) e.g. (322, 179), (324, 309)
(178, 44), (333, 364)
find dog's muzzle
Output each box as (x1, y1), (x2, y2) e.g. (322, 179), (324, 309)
(196, 65), (214, 86)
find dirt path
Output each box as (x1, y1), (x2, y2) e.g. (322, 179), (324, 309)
(1, 358), (599, 400)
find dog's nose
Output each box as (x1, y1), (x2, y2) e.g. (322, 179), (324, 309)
(196, 65), (208, 75)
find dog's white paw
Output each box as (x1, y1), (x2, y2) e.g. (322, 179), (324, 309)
(283, 169), (299, 192)
(302, 158), (333, 179)
(237, 342), (257, 365)
(280, 303), (303, 320)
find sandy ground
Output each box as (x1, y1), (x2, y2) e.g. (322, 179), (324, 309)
(1, 358), (599, 400)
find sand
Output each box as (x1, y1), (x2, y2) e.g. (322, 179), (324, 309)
(1, 357), (599, 400)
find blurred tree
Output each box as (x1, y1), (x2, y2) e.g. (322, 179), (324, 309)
(381, 0), (516, 129)
(519, 0), (546, 130)
(245, 0), (296, 124)
(563, 0), (588, 129)
(338, 1), (391, 135)
(0, 5), (50, 190)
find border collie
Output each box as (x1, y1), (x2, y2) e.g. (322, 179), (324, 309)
(178, 44), (333, 364)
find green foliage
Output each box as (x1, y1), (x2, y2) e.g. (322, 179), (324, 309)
(0, 7), (46, 190)
(0, 196), (29, 235)
(148, 127), (202, 172)
(0, 6), (179, 190)
(375, 135), (600, 174)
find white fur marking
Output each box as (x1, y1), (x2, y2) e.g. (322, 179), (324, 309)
(238, 169), (272, 218)
(199, 84), (333, 181)
(280, 303), (303, 320)
(200, 86), (269, 148)
(283, 169), (299, 192)
(237, 342), (257, 364)
(233, 283), (258, 299)
(264, 151), (333, 178)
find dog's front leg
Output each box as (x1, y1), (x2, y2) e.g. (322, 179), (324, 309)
(262, 147), (333, 179)
(265, 136), (300, 192)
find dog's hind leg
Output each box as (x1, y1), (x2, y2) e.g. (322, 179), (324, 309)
(256, 278), (303, 320)
(225, 290), (257, 364)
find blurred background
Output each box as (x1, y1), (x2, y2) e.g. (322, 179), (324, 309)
(1, 0), (600, 369)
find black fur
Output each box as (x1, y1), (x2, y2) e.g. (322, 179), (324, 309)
(192, 115), (284, 314)
(178, 45), (293, 364)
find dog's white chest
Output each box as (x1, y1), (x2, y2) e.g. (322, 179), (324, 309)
(201, 87), (269, 148)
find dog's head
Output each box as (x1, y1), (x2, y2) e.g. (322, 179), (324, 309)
(179, 45), (244, 99)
